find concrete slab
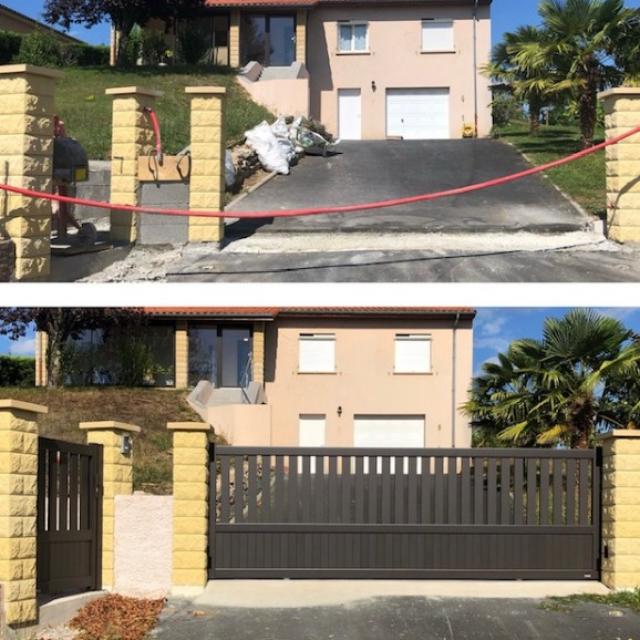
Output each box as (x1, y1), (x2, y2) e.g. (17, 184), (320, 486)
(226, 140), (591, 236)
(38, 591), (106, 630)
(195, 580), (610, 609)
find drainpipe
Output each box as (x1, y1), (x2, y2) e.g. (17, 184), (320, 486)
(451, 311), (461, 448)
(472, 0), (479, 137)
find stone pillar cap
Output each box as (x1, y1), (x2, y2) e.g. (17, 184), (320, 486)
(185, 86), (226, 95)
(0, 64), (64, 80)
(599, 87), (640, 100)
(79, 420), (141, 433)
(106, 86), (164, 98)
(0, 399), (48, 414)
(598, 428), (640, 441)
(167, 422), (212, 431)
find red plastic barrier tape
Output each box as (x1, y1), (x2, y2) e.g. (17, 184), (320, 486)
(1, 125), (639, 220)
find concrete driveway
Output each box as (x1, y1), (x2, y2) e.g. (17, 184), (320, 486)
(226, 140), (590, 237)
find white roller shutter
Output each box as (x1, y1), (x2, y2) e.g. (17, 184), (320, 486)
(395, 334), (432, 373)
(386, 88), (450, 140)
(298, 334), (336, 373)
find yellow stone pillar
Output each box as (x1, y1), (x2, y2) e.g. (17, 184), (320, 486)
(0, 399), (47, 628)
(296, 10), (307, 65)
(600, 88), (640, 244)
(252, 321), (265, 384)
(0, 64), (62, 281)
(599, 430), (640, 590)
(229, 11), (241, 68)
(175, 320), (189, 389)
(168, 422), (213, 592)
(35, 330), (49, 388)
(106, 87), (163, 244)
(186, 87), (226, 245)
(79, 421), (140, 589)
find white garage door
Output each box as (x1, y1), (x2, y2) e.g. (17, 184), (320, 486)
(338, 89), (362, 140)
(386, 88), (450, 140)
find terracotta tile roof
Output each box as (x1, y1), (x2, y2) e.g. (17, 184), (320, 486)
(144, 307), (475, 318)
(204, 0), (488, 6)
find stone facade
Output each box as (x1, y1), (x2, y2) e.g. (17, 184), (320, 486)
(296, 10), (307, 65)
(106, 87), (162, 244)
(600, 430), (640, 590)
(0, 399), (47, 628)
(0, 65), (62, 281)
(186, 87), (226, 245)
(175, 320), (188, 390)
(252, 321), (265, 384)
(79, 421), (139, 589)
(168, 422), (213, 590)
(229, 12), (240, 68)
(600, 88), (640, 244)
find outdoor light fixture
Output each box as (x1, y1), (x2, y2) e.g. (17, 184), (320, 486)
(121, 434), (132, 455)
(337, 406), (343, 417)
(371, 81), (377, 91)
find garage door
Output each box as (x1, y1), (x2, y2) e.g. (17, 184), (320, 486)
(353, 415), (424, 448)
(338, 89), (362, 140)
(386, 88), (450, 140)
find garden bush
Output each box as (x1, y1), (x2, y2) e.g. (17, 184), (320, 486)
(17, 30), (62, 66)
(0, 30), (21, 64)
(177, 22), (211, 65)
(61, 43), (110, 66)
(0, 356), (35, 387)
(141, 29), (167, 65)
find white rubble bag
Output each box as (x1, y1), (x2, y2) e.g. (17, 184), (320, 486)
(244, 121), (290, 175)
(225, 150), (236, 189)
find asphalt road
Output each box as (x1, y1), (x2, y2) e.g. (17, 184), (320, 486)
(154, 596), (640, 640)
(226, 140), (589, 236)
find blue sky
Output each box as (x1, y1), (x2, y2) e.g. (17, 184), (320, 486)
(8, 0), (640, 46)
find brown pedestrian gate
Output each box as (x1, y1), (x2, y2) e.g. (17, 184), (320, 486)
(209, 446), (601, 579)
(37, 437), (103, 595)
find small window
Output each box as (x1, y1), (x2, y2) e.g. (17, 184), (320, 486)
(421, 19), (454, 52)
(395, 334), (432, 373)
(338, 22), (368, 52)
(299, 334), (336, 373)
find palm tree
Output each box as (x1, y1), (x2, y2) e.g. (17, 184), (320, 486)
(487, 26), (559, 134)
(465, 310), (640, 449)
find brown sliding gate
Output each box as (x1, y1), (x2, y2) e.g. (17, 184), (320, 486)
(209, 446), (601, 579)
(37, 437), (103, 595)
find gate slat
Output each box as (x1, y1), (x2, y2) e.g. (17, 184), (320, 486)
(328, 456), (338, 523)
(448, 456), (458, 525)
(234, 456), (244, 524)
(461, 457), (471, 525)
(47, 446), (57, 531)
(302, 455), (312, 523)
(381, 456), (392, 525)
(315, 454), (325, 523)
(435, 457), (445, 524)
(527, 458), (538, 526)
(500, 458), (511, 525)
(566, 458), (577, 526)
(289, 453), (299, 523)
(355, 457), (364, 523)
(578, 458), (589, 526)
(79, 454), (89, 530)
(59, 451), (68, 532)
(220, 455), (230, 523)
(275, 455), (285, 523)
(514, 458), (524, 525)
(262, 455), (271, 523)
(248, 455), (257, 522)
(421, 457), (431, 524)
(487, 458), (497, 525)
(540, 459), (550, 525)
(473, 457), (483, 525)
(368, 455), (377, 524)
(408, 457), (417, 524)
(553, 459), (563, 525)
(395, 456), (404, 524)
(69, 454), (79, 532)
(342, 455), (352, 524)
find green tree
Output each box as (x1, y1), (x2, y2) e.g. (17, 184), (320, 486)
(465, 309), (640, 449)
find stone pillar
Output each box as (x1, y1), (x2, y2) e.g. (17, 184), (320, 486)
(106, 87), (163, 244)
(252, 321), (265, 384)
(186, 87), (226, 245)
(229, 11), (241, 68)
(79, 421), (140, 590)
(34, 330), (48, 388)
(296, 10), (307, 65)
(168, 422), (213, 592)
(599, 430), (640, 590)
(0, 399), (47, 628)
(599, 88), (640, 244)
(175, 320), (189, 390)
(0, 64), (62, 281)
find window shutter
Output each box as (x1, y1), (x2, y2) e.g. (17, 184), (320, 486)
(299, 334), (336, 372)
(422, 20), (454, 51)
(395, 334), (431, 373)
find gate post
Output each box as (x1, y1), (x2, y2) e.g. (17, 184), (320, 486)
(106, 87), (163, 244)
(0, 399), (47, 629)
(599, 88), (640, 243)
(0, 64), (62, 281)
(79, 421), (140, 590)
(186, 87), (226, 246)
(167, 422), (213, 593)
(599, 430), (640, 590)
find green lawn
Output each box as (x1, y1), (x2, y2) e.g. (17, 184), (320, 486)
(56, 66), (274, 159)
(494, 122), (606, 218)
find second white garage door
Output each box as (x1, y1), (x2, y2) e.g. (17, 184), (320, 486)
(354, 415), (425, 448)
(386, 88), (450, 140)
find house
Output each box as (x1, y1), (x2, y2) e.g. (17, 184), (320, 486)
(140, 0), (492, 140)
(34, 307), (475, 449)
(0, 3), (84, 44)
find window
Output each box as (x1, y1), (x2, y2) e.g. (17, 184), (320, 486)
(299, 414), (326, 473)
(338, 22), (368, 53)
(394, 334), (432, 373)
(299, 333), (336, 373)
(421, 19), (454, 52)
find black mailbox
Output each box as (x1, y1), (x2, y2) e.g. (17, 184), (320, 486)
(53, 137), (89, 184)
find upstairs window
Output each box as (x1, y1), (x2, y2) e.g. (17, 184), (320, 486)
(395, 334), (432, 373)
(299, 334), (336, 373)
(421, 19), (454, 52)
(338, 22), (368, 53)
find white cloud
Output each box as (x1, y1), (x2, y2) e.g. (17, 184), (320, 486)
(9, 338), (36, 356)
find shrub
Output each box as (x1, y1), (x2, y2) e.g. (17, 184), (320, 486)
(491, 92), (522, 127)
(177, 22), (211, 65)
(17, 30), (61, 66)
(61, 43), (110, 67)
(141, 29), (167, 65)
(120, 24), (143, 67)
(0, 356), (35, 387)
(0, 30), (22, 64)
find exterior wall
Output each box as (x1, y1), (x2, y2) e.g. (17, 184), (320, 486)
(600, 430), (640, 590)
(307, 4), (492, 139)
(252, 321), (266, 383)
(0, 8), (81, 44)
(230, 11), (241, 67)
(238, 75), (310, 118)
(206, 404), (272, 445)
(175, 320), (188, 390)
(296, 9), (308, 64)
(114, 494), (172, 598)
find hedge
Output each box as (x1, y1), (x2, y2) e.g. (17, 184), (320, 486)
(0, 356), (35, 387)
(0, 30), (21, 64)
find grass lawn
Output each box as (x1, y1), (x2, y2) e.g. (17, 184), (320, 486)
(56, 65), (274, 159)
(0, 386), (208, 493)
(494, 122), (606, 218)
(541, 588), (640, 614)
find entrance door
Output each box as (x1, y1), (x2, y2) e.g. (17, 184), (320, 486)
(386, 88), (450, 139)
(221, 327), (252, 388)
(338, 89), (362, 140)
(241, 14), (295, 66)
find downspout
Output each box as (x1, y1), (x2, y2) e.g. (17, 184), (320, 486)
(472, 0), (479, 137)
(451, 312), (461, 448)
